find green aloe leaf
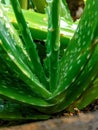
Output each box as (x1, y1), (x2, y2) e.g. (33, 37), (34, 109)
(0, 54), (52, 107)
(61, 0), (73, 22)
(55, 0), (98, 95)
(32, 0), (47, 13)
(45, 0), (98, 108)
(0, 3), (51, 99)
(55, 45), (98, 113)
(6, 4), (76, 48)
(45, 40), (98, 114)
(77, 77), (98, 110)
(45, 0), (61, 91)
(67, 74), (98, 112)
(0, 99), (50, 120)
(10, 0), (48, 87)
(18, 0), (28, 9)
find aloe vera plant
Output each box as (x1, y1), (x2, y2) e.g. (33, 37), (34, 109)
(0, 0), (98, 120)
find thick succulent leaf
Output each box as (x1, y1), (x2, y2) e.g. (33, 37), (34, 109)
(10, 0), (48, 87)
(32, 0), (47, 13)
(0, 48), (51, 99)
(0, 55), (52, 107)
(18, 0), (28, 9)
(0, 4), (51, 99)
(54, 45), (98, 113)
(46, 0), (61, 91)
(0, 80), (51, 107)
(53, 0), (98, 97)
(0, 99), (50, 120)
(67, 76), (98, 112)
(41, 48), (98, 113)
(61, 0), (73, 22)
(77, 77), (98, 110)
(46, 0), (98, 112)
(6, 4), (76, 48)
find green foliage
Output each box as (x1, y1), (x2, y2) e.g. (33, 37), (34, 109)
(32, 0), (47, 13)
(18, 0), (28, 9)
(0, 0), (98, 120)
(1, 0), (10, 4)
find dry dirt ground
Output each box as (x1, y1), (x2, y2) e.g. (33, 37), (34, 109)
(0, 110), (98, 130)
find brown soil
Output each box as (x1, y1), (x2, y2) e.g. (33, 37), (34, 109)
(0, 110), (98, 130)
